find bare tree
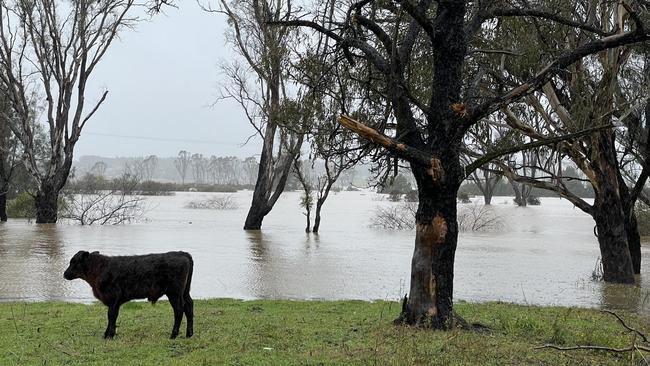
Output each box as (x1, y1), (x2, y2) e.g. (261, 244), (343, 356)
(90, 161), (108, 178)
(0, 0), (141, 223)
(279, 0), (650, 328)
(62, 172), (146, 225)
(174, 150), (191, 184)
(292, 158), (314, 232)
(190, 153), (206, 184)
(142, 155), (158, 181)
(204, 0), (305, 230)
(242, 156), (259, 185)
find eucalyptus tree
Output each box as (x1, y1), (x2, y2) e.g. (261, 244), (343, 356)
(0, 92), (18, 222)
(462, 121), (508, 205)
(290, 12), (369, 233)
(0, 0), (144, 223)
(174, 150), (191, 184)
(278, 0), (650, 328)
(190, 153), (207, 184)
(204, 0), (305, 230)
(488, 3), (650, 282)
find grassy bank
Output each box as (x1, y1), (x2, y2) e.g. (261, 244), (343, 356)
(1, 299), (648, 365)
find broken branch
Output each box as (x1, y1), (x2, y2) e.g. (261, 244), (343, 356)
(338, 115), (443, 180)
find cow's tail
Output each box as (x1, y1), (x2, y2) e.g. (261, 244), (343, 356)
(183, 252), (193, 298)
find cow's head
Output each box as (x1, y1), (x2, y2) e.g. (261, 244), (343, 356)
(64, 251), (92, 280)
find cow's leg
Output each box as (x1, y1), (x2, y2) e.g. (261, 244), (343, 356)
(183, 293), (194, 337)
(168, 293), (184, 339)
(105, 304), (120, 339)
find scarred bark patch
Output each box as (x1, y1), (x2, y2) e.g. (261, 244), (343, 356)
(428, 158), (443, 181)
(416, 214), (448, 246)
(450, 103), (467, 118)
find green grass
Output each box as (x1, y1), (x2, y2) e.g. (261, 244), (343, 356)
(1, 299), (648, 365)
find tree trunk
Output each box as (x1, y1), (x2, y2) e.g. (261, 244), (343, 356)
(312, 199), (323, 233)
(304, 207), (311, 233)
(243, 73), (300, 230)
(618, 170), (642, 275)
(396, 160), (460, 329)
(35, 183), (59, 224)
(625, 210), (641, 275)
(594, 208), (635, 283)
(591, 131), (635, 283)
(483, 192), (492, 205)
(508, 178), (525, 206)
(244, 202), (268, 230)
(244, 123), (276, 231)
(0, 191), (7, 222)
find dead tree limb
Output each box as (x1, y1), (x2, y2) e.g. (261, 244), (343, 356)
(338, 115), (443, 180)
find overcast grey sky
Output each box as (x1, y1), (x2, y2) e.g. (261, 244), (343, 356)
(76, 2), (261, 159)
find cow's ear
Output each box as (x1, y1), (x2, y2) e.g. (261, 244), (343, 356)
(91, 251), (99, 255)
(80, 251), (90, 261)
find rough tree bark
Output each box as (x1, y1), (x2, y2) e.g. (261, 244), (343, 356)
(619, 171), (642, 275)
(0, 187), (7, 222)
(590, 130), (635, 283)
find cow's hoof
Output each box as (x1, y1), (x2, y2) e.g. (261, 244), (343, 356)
(170, 333), (178, 339)
(104, 333), (115, 340)
(186, 331), (193, 338)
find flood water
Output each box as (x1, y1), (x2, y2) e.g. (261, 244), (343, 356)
(0, 191), (649, 316)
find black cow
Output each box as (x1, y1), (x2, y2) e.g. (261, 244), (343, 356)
(63, 250), (194, 339)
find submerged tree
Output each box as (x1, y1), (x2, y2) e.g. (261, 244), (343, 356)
(0, 0), (143, 223)
(205, 0), (305, 230)
(279, 0), (650, 328)
(490, 3), (650, 281)
(0, 92), (18, 222)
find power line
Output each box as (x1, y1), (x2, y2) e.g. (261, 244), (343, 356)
(84, 132), (246, 145)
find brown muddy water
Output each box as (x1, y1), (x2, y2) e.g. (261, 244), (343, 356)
(0, 191), (648, 315)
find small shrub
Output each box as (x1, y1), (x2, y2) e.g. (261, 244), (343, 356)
(379, 174), (412, 195)
(369, 202), (417, 230)
(186, 195), (239, 210)
(527, 195), (541, 205)
(6, 192), (68, 219)
(137, 180), (175, 196)
(404, 190), (418, 202)
(7, 192), (36, 218)
(458, 202), (503, 232)
(388, 191), (402, 202)
(457, 191), (471, 204)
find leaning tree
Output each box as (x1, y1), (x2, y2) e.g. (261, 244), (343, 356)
(0, 0), (146, 223)
(278, 0), (650, 328)
(487, 3), (650, 281)
(205, 0), (306, 230)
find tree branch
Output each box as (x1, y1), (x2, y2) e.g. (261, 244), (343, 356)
(467, 27), (650, 129)
(485, 8), (612, 36)
(464, 124), (613, 178)
(339, 115), (442, 180)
